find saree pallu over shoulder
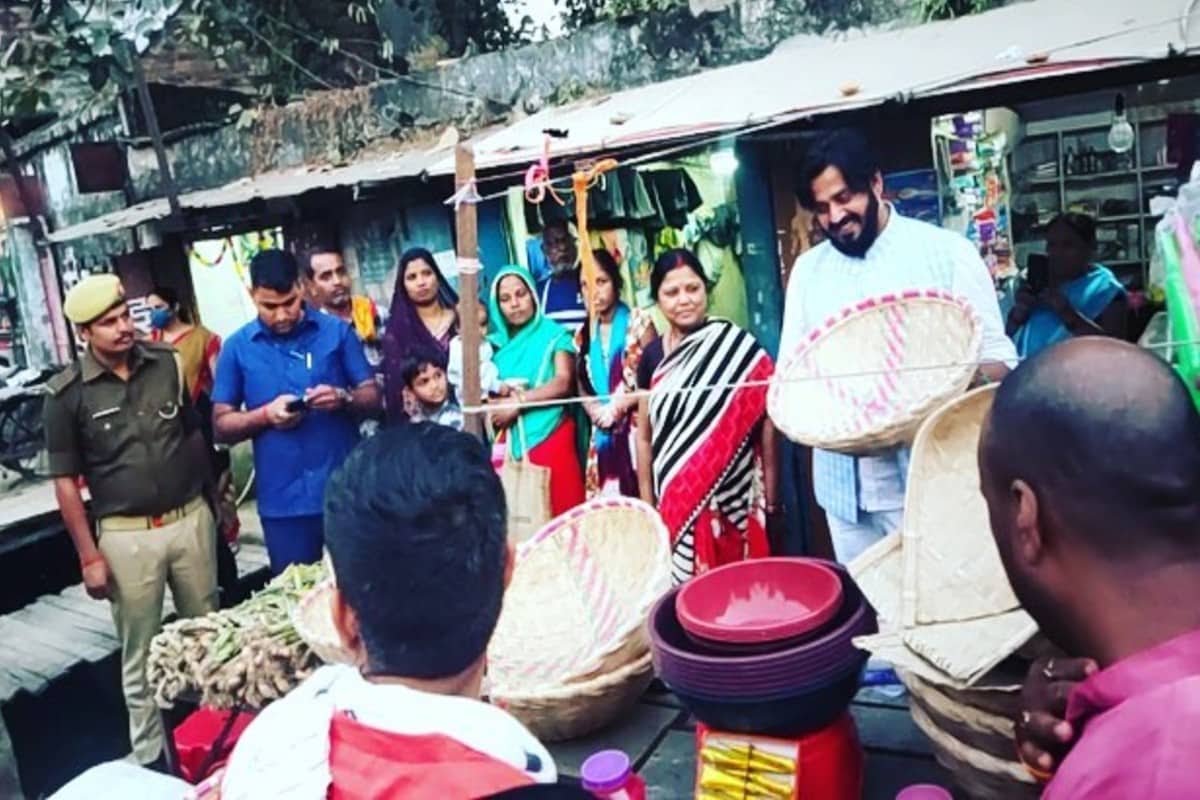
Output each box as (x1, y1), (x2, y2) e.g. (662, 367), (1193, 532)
(649, 319), (773, 583)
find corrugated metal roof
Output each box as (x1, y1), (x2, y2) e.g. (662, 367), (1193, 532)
(428, 0), (1198, 172)
(48, 0), (1198, 243)
(47, 147), (442, 243)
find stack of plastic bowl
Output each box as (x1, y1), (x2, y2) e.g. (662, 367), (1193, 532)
(649, 558), (878, 737)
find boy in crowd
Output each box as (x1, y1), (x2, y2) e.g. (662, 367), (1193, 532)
(220, 424), (557, 798)
(403, 353), (463, 430)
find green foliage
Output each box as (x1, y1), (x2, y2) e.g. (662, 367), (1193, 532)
(555, 0), (902, 34)
(920, 0), (1002, 20)
(554, 0), (684, 29)
(1, 1), (181, 122)
(0, 0), (527, 129)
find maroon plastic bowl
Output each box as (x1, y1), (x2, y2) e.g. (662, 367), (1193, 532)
(649, 564), (878, 698)
(651, 592), (874, 696)
(677, 558), (843, 646)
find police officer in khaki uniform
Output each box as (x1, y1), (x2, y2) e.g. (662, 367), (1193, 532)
(44, 274), (218, 767)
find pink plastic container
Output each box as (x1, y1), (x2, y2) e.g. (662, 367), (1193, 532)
(581, 750), (646, 800)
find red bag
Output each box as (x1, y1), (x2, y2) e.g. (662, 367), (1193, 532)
(173, 708), (255, 783)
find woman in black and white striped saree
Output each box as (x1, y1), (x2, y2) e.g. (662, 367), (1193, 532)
(635, 249), (780, 584)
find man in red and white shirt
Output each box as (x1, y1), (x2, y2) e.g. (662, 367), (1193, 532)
(220, 424), (556, 798)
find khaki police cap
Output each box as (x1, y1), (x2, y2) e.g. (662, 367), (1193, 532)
(63, 274), (125, 325)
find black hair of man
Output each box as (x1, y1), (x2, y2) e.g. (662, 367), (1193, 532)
(399, 349), (448, 389)
(795, 129), (881, 211)
(295, 246), (341, 280)
(323, 422), (507, 678)
(982, 337), (1200, 559)
(249, 249), (300, 293)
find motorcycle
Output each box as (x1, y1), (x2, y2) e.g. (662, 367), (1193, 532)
(0, 364), (53, 481)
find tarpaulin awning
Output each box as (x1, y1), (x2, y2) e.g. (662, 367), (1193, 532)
(426, 0), (1199, 173)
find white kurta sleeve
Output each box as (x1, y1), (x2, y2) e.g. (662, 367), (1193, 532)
(948, 235), (1018, 367)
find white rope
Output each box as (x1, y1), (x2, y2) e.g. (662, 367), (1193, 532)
(460, 336), (1200, 415)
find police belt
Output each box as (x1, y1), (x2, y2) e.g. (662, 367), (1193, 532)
(99, 495), (207, 532)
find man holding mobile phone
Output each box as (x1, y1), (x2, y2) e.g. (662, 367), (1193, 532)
(213, 250), (381, 573)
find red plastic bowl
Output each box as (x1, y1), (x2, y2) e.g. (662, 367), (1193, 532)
(677, 558), (843, 645)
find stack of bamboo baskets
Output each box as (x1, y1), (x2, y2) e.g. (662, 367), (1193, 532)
(849, 386), (1043, 799)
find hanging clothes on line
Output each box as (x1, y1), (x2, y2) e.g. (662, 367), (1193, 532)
(643, 168), (704, 228)
(688, 204), (749, 328)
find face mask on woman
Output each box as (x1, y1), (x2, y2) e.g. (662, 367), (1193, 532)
(149, 308), (174, 330)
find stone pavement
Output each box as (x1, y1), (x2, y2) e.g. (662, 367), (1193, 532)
(547, 684), (953, 799)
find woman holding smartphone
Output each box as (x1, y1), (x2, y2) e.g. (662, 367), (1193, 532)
(1007, 213), (1127, 358)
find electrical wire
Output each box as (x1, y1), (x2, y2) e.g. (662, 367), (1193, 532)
(459, 336), (1200, 415)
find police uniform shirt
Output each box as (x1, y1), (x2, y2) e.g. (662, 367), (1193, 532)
(43, 341), (206, 518)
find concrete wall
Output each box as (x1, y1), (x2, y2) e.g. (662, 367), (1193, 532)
(22, 115), (135, 269)
(7, 227), (58, 368)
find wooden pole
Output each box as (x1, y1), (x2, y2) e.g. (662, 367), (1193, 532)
(455, 144), (484, 439)
(131, 50), (181, 218)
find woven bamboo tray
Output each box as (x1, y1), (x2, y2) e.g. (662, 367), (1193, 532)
(851, 522), (1036, 687)
(900, 668), (1041, 800)
(487, 497), (671, 696)
(492, 651), (655, 743)
(901, 384), (1021, 627)
(769, 290), (982, 453)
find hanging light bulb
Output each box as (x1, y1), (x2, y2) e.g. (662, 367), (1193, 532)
(709, 149), (739, 176)
(1108, 92), (1135, 154)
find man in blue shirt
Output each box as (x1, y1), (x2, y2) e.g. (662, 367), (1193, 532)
(536, 220), (587, 333)
(213, 250), (380, 573)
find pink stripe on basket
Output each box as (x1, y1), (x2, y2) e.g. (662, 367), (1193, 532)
(500, 497), (666, 688)
(771, 289), (984, 444)
(523, 519), (627, 684)
(878, 304), (908, 416)
(573, 528), (623, 653)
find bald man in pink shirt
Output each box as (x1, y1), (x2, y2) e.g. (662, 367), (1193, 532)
(979, 338), (1200, 798)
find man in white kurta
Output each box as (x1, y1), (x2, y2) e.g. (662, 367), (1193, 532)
(779, 130), (1016, 562)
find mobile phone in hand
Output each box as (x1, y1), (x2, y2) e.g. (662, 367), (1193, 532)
(1026, 253), (1049, 294)
(284, 397), (307, 414)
